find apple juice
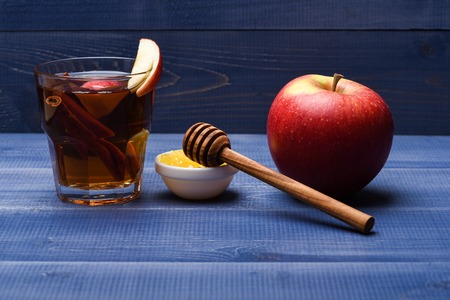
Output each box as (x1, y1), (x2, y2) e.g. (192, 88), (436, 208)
(36, 71), (153, 192)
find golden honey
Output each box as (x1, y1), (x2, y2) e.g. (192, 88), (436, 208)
(158, 150), (205, 168)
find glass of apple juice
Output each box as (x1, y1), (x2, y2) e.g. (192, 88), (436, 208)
(34, 57), (158, 206)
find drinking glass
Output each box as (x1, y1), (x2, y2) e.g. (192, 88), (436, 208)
(34, 57), (155, 206)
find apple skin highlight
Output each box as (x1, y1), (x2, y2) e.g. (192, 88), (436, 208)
(267, 74), (394, 197)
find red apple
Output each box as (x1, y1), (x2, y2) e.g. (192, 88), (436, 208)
(267, 74), (394, 196)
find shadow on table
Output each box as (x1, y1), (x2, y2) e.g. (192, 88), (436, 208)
(339, 187), (396, 209)
(151, 189), (241, 206)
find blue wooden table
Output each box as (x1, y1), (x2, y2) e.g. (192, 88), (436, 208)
(0, 133), (449, 299)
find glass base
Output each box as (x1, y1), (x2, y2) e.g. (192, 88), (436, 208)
(56, 182), (141, 206)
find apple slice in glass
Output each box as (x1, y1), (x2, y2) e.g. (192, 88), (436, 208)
(77, 80), (127, 119)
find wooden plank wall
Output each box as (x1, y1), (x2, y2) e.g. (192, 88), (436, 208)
(1, 0), (449, 134)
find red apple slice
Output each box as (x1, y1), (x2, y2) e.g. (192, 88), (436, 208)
(76, 80), (127, 119)
(128, 38), (163, 97)
(76, 91), (128, 119)
(81, 80), (123, 91)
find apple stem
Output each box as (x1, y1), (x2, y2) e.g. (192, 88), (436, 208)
(332, 73), (344, 92)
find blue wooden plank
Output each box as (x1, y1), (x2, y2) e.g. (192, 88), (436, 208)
(0, 262), (449, 300)
(387, 136), (450, 168)
(1, 0), (449, 30)
(0, 207), (450, 262)
(1, 31), (450, 134)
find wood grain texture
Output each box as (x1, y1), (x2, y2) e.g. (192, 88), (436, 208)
(0, 134), (450, 299)
(1, 30), (449, 134)
(1, 0), (449, 30)
(0, 262), (450, 299)
(1, 0), (449, 134)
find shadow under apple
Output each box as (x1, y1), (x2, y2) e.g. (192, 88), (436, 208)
(337, 186), (396, 209)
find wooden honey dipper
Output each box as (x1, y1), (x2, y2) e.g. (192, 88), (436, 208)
(183, 122), (375, 233)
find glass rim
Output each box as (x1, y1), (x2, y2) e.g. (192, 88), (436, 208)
(34, 56), (147, 79)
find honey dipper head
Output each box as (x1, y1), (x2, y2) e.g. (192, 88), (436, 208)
(183, 122), (231, 167)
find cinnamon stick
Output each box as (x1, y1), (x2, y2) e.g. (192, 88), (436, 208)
(49, 93), (126, 181)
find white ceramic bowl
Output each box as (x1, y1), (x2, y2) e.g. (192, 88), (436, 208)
(155, 151), (238, 200)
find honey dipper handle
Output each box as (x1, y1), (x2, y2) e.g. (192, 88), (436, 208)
(220, 147), (375, 233)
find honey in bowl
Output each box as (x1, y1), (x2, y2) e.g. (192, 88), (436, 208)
(157, 150), (205, 168)
(155, 149), (238, 200)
